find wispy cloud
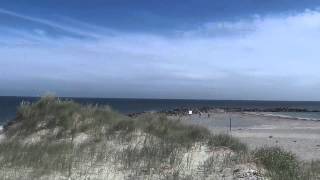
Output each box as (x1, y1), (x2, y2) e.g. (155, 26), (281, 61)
(1, 9), (320, 100)
(0, 8), (110, 39)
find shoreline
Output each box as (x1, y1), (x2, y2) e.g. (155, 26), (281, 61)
(177, 111), (320, 161)
(243, 111), (320, 121)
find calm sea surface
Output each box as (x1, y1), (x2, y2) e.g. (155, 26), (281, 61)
(1, 96), (320, 125)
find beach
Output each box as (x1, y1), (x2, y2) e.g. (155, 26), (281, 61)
(1, 97), (320, 179)
(175, 112), (320, 161)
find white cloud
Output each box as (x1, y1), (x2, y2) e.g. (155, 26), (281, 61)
(1, 9), (320, 100)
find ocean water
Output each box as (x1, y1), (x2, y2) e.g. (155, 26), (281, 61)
(1, 96), (320, 125)
(268, 112), (320, 120)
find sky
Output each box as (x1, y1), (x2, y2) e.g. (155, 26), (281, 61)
(1, 0), (320, 100)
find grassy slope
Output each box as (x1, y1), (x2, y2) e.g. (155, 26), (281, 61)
(0, 96), (319, 179)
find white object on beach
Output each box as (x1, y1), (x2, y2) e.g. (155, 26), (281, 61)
(188, 110), (193, 115)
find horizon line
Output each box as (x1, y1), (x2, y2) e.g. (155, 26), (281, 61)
(1, 95), (320, 103)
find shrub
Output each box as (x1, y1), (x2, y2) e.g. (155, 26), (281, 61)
(254, 147), (300, 180)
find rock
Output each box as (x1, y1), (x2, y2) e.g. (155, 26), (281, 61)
(233, 164), (266, 180)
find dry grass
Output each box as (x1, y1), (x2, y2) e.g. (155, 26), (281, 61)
(0, 96), (318, 179)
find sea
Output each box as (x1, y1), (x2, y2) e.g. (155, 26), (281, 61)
(1, 96), (320, 125)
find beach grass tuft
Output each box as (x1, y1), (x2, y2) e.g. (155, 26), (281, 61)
(208, 134), (248, 153)
(254, 147), (300, 180)
(254, 147), (320, 180)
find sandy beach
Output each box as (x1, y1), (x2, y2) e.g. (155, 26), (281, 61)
(176, 112), (320, 161)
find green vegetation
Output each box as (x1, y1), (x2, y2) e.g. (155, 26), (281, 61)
(12, 96), (124, 137)
(0, 96), (319, 179)
(0, 96), (251, 179)
(254, 147), (300, 180)
(254, 147), (320, 180)
(208, 134), (248, 152)
(137, 113), (210, 146)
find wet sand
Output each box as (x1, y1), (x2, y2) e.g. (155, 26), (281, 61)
(175, 112), (320, 161)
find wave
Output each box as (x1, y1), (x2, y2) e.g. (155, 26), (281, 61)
(244, 112), (320, 121)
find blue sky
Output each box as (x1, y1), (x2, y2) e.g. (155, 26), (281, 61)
(1, 0), (320, 100)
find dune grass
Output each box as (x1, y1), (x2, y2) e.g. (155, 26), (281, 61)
(0, 96), (319, 179)
(254, 147), (320, 180)
(208, 134), (248, 153)
(0, 97), (251, 179)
